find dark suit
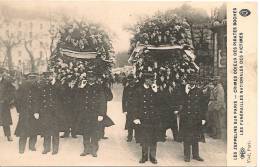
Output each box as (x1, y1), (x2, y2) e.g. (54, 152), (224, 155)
(0, 78), (15, 137)
(15, 80), (40, 153)
(122, 84), (137, 140)
(133, 85), (161, 161)
(179, 85), (205, 160)
(38, 80), (65, 154)
(75, 85), (106, 155)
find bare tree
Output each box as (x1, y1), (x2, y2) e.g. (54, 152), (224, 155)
(0, 28), (22, 70)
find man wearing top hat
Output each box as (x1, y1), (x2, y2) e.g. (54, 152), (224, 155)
(15, 72), (40, 153)
(132, 72), (161, 164)
(178, 74), (206, 162)
(37, 72), (65, 155)
(122, 74), (138, 142)
(0, 67), (15, 141)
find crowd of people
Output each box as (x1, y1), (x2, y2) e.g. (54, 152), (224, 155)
(0, 66), (226, 164)
(0, 67), (114, 157)
(122, 73), (226, 163)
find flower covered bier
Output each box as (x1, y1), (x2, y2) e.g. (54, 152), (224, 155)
(127, 12), (199, 90)
(49, 20), (114, 88)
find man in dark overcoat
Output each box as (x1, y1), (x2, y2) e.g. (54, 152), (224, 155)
(98, 84), (113, 140)
(0, 68), (15, 141)
(122, 74), (138, 142)
(60, 85), (78, 138)
(133, 73), (161, 164)
(38, 72), (65, 155)
(75, 78), (106, 157)
(15, 73), (40, 153)
(178, 75), (206, 162)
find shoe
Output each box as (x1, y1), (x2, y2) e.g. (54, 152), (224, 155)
(60, 135), (69, 138)
(184, 157), (190, 162)
(52, 151), (58, 155)
(127, 138), (132, 142)
(7, 136), (13, 141)
(72, 135), (77, 138)
(29, 147), (36, 151)
(139, 158), (147, 164)
(91, 153), (97, 157)
(80, 152), (89, 156)
(150, 158), (158, 164)
(42, 150), (50, 154)
(193, 156), (204, 161)
(101, 136), (108, 140)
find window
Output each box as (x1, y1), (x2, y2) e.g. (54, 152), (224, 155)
(40, 51), (43, 57)
(18, 31), (22, 37)
(40, 41), (43, 47)
(18, 21), (22, 28)
(40, 23), (43, 30)
(18, 51), (22, 57)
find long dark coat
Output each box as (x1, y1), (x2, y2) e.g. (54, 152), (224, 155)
(133, 85), (162, 145)
(122, 84), (137, 130)
(179, 86), (205, 143)
(15, 80), (41, 137)
(0, 78), (15, 126)
(163, 86), (184, 130)
(60, 86), (77, 130)
(74, 85), (106, 136)
(37, 81), (66, 136)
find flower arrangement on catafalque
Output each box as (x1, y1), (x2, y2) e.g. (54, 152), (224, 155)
(49, 20), (114, 88)
(127, 12), (199, 90)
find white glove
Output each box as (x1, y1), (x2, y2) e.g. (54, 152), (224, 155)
(174, 110), (179, 114)
(98, 116), (103, 122)
(133, 119), (141, 125)
(202, 120), (206, 125)
(123, 112), (127, 115)
(34, 113), (39, 120)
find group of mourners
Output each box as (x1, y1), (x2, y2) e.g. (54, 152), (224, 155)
(122, 72), (226, 163)
(0, 66), (226, 164)
(0, 68), (114, 157)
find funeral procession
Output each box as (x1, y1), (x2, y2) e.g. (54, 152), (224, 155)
(0, 2), (227, 166)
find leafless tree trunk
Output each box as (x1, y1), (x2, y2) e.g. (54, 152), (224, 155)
(24, 40), (36, 73)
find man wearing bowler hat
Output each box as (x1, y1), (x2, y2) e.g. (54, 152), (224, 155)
(133, 72), (161, 164)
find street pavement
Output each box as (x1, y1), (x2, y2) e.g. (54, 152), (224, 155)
(0, 84), (226, 166)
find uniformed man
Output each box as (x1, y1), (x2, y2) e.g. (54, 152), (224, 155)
(178, 75), (206, 162)
(15, 73), (40, 153)
(0, 68), (15, 141)
(60, 85), (78, 138)
(38, 72), (65, 155)
(75, 72), (106, 157)
(98, 84), (113, 140)
(133, 73), (161, 164)
(122, 74), (138, 142)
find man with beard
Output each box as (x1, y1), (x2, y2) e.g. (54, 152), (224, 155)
(0, 68), (15, 141)
(122, 74), (138, 142)
(133, 73), (161, 164)
(178, 75), (206, 162)
(15, 73), (40, 153)
(38, 72), (65, 155)
(75, 72), (106, 157)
